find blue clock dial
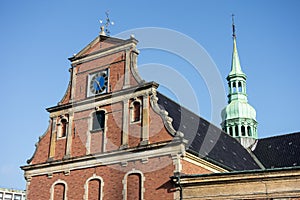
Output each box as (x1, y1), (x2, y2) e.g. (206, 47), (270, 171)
(90, 72), (108, 94)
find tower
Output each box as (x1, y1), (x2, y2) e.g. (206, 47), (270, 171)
(221, 17), (258, 148)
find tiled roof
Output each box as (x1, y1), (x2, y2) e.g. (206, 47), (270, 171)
(156, 92), (260, 171)
(253, 132), (300, 169)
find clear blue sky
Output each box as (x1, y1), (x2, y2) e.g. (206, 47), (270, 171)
(1, 0), (299, 190)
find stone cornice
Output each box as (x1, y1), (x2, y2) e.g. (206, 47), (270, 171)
(46, 82), (159, 114)
(175, 166), (300, 186)
(69, 37), (138, 66)
(21, 140), (183, 178)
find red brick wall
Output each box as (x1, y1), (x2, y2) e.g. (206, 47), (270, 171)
(181, 159), (212, 175)
(90, 131), (103, 154)
(30, 126), (51, 165)
(73, 52), (126, 102)
(149, 106), (173, 144)
(54, 138), (66, 160)
(82, 38), (119, 56)
(27, 156), (176, 200)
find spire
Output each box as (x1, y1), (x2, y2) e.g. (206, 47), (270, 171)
(228, 14), (245, 79)
(221, 15), (258, 149)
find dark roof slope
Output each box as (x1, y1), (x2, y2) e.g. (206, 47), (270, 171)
(156, 92), (260, 171)
(253, 132), (300, 169)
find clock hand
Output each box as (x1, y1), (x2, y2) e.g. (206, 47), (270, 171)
(94, 79), (101, 89)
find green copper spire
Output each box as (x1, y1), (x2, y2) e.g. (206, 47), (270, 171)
(228, 37), (246, 78)
(221, 16), (258, 149)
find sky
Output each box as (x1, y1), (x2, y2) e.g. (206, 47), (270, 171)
(0, 0), (300, 190)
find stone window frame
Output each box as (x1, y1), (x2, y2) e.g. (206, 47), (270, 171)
(86, 108), (108, 154)
(122, 169), (145, 200)
(50, 179), (68, 200)
(91, 110), (106, 132)
(130, 99), (142, 124)
(83, 174), (104, 200)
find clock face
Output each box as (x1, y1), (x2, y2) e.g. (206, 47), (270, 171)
(89, 71), (108, 95)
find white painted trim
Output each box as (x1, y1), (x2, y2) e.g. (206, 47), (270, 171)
(83, 174), (104, 200)
(50, 179), (68, 200)
(49, 86), (156, 118)
(71, 43), (136, 66)
(122, 169), (145, 200)
(87, 109), (107, 155)
(23, 142), (183, 178)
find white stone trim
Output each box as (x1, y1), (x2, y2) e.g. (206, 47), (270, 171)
(122, 169), (145, 200)
(23, 142), (183, 178)
(121, 99), (129, 148)
(129, 50), (144, 84)
(71, 43), (136, 66)
(49, 85), (156, 118)
(50, 179), (68, 200)
(83, 174), (104, 200)
(87, 108), (107, 155)
(65, 113), (73, 158)
(149, 91), (185, 139)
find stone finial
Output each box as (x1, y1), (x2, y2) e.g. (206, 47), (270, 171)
(100, 26), (106, 36)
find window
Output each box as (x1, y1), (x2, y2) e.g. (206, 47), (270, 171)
(57, 117), (68, 138)
(13, 195), (21, 200)
(84, 175), (104, 200)
(132, 101), (141, 122)
(88, 179), (101, 200)
(123, 170), (144, 200)
(241, 125), (246, 136)
(232, 82), (237, 93)
(0, 192), (3, 200)
(247, 126), (252, 136)
(229, 127), (233, 136)
(4, 193), (12, 200)
(92, 110), (105, 131)
(238, 81), (242, 92)
(127, 173), (141, 200)
(50, 180), (68, 200)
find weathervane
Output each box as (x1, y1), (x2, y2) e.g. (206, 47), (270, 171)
(232, 14), (236, 38)
(99, 11), (114, 36)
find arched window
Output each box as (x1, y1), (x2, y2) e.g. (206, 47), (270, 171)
(84, 175), (104, 200)
(133, 101), (141, 122)
(238, 82), (242, 92)
(235, 126), (239, 137)
(241, 125), (246, 136)
(247, 126), (252, 136)
(57, 117), (68, 138)
(92, 110), (105, 131)
(130, 100), (141, 123)
(123, 170), (145, 200)
(50, 180), (68, 200)
(229, 126), (233, 136)
(232, 82), (237, 93)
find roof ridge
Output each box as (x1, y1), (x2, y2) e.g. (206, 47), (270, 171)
(259, 131), (300, 140)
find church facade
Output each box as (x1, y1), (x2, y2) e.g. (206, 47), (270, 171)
(22, 24), (300, 200)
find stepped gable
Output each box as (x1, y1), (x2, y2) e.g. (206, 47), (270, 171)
(253, 132), (300, 169)
(156, 92), (260, 171)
